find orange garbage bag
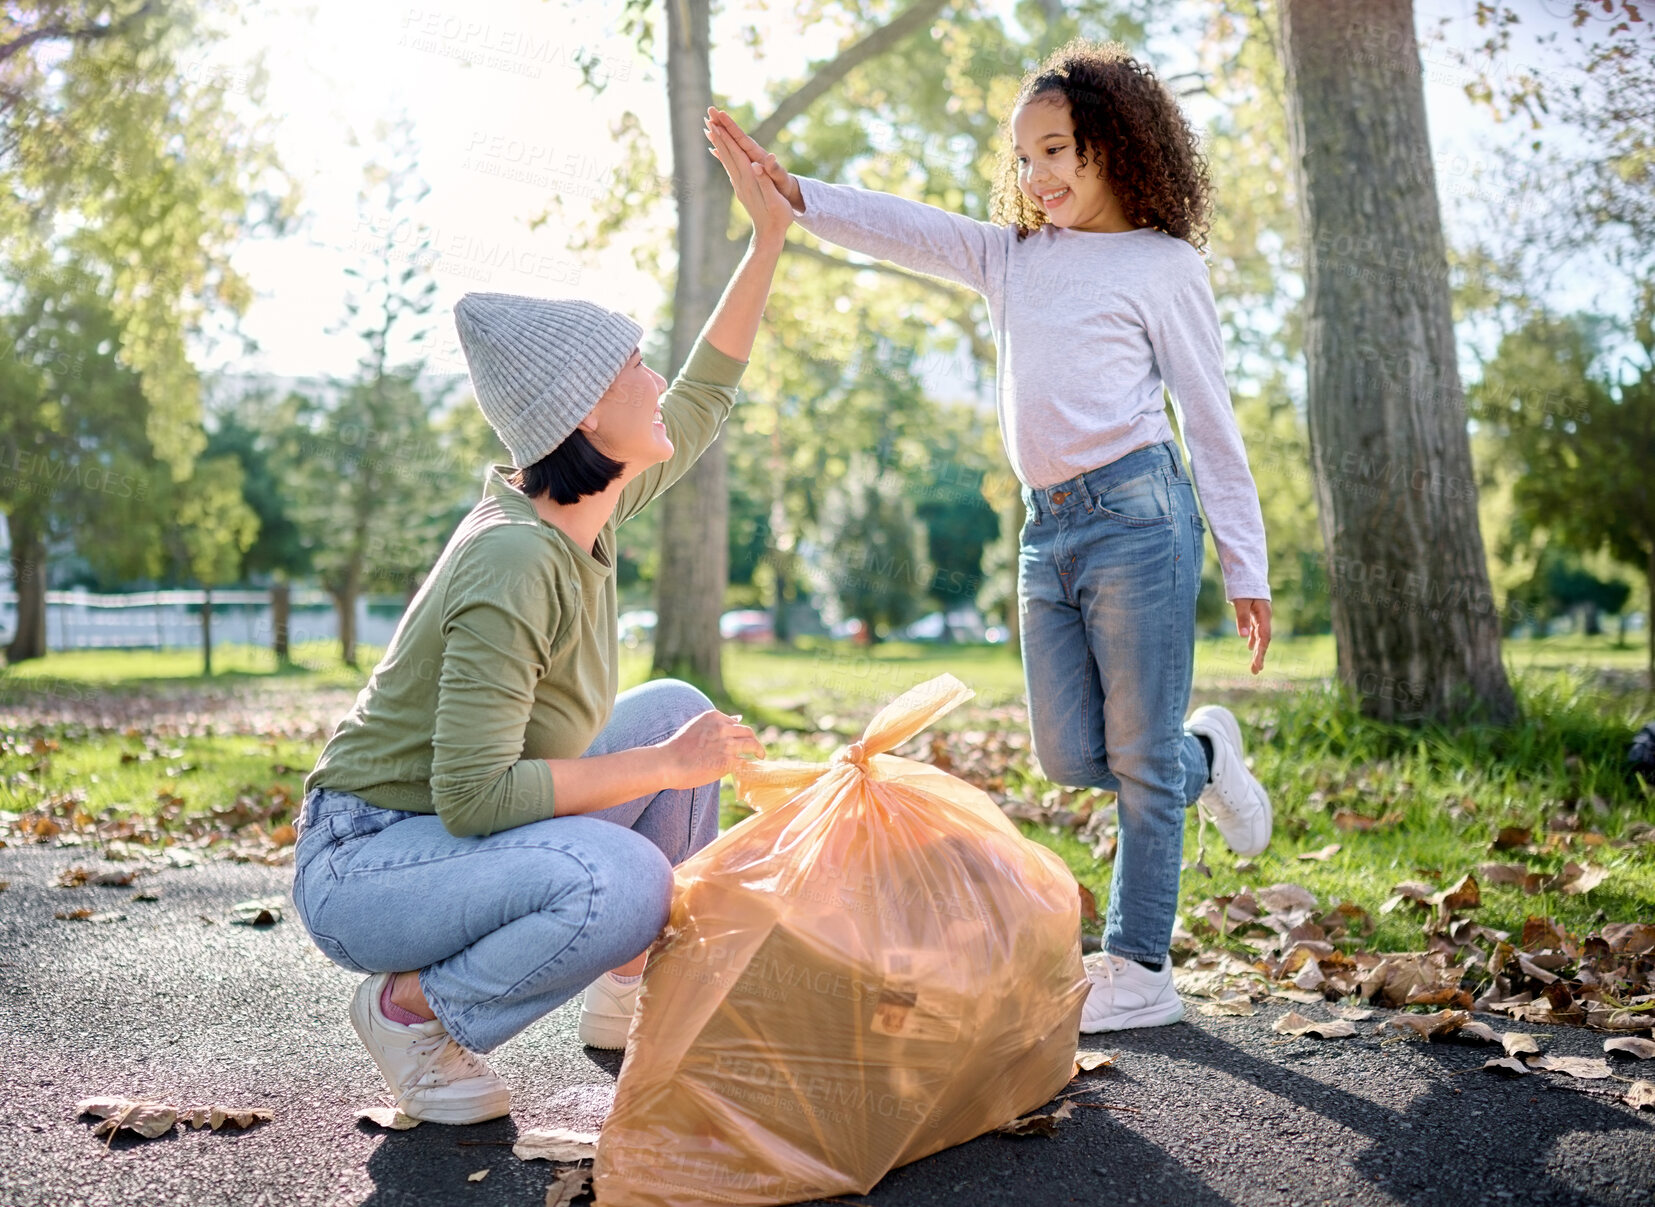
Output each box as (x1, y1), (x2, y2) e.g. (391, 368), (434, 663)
(593, 674), (1090, 1206)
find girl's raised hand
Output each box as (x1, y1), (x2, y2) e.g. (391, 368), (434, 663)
(705, 106), (803, 212)
(704, 112), (794, 244)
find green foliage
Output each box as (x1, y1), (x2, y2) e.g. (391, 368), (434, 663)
(166, 455), (258, 589)
(1, 0), (293, 482)
(1469, 306), (1655, 664)
(0, 260), (172, 584)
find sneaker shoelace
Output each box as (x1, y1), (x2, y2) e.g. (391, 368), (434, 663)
(389, 1030), (490, 1111)
(1085, 952), (1127, 1005)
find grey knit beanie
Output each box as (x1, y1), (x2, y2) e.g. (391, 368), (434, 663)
(453, 292), (644, 468)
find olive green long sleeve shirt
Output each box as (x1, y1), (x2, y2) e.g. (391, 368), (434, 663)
(304, 336), (746, 836)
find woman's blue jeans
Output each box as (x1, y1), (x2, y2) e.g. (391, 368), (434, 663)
(291, 678), (720, 1054)
(1018, 440), (1209, 965)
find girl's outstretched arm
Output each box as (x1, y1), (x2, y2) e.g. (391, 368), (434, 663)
(707, 107), (1008, 300)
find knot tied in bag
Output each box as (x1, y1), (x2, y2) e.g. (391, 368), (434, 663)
(831, 740), (869, 770)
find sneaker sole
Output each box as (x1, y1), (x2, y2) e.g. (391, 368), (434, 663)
(349, 978), (512, 1126)
(578, 1011), (632, 1050)
(1080, 996), (1187, 1033)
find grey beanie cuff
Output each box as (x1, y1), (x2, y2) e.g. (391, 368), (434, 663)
(453, 292), (645, 467)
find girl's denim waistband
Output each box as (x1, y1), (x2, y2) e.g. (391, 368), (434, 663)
(1021, 440), (1187, 519)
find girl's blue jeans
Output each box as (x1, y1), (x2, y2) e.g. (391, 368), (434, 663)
(1018, 439), (1210, 965)
(290, 678), (720, 1054)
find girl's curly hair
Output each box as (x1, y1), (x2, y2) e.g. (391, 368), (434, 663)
(990, 40), (1212, 251)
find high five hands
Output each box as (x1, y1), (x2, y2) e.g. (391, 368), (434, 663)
(703, 107), (795, 244)
(1234, 598), (1271, 674)
(705, 107), (804, 211)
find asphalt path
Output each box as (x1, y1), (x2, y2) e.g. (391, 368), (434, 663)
(2, 846), (1652, 1207)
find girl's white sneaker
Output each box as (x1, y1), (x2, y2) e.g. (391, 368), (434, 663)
(1185, 704), (1273, 857)
(1080, 953), (1185, 1032)
(578, 971), (641, 1050)
(349, 973), (511, 1125)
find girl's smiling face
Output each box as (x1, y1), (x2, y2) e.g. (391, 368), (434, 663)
(1011, 94), (1126, 233)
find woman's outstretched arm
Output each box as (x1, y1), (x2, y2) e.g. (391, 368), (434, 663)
(613, 115), (793, 524)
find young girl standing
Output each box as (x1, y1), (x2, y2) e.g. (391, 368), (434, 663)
(708, 40), (1274, 1032)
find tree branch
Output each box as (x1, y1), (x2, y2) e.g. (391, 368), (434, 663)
(751, 0), (954, 145)
(0, 0), (159, 66)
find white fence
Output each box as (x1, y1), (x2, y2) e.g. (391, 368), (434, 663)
(0, 588), (407, 651)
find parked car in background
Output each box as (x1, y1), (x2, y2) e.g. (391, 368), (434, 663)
(719, 609), (774, 644)
(618, 609), (657, 648)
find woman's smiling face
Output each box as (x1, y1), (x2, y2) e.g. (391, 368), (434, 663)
(1012, 93), (1119, 232)
(579, 347), (672, 468)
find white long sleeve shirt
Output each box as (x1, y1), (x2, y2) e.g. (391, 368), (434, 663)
(792, 176), (1271, 602)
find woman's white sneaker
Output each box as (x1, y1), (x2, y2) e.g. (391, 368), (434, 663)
(578, 971), (641, 1050)
(349, 973), (511, 1125)
(1185, 704), (1273, 857)
(1080, 953), (1184, 1032)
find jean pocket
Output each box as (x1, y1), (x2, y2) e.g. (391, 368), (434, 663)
(1093, 470), (1175, 527)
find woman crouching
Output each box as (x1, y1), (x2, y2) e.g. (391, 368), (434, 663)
(290, 116), (789, 1124)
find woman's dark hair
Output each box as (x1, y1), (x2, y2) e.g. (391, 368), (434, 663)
(509, 429), (625, 505)
(990, 39), (1212, 251)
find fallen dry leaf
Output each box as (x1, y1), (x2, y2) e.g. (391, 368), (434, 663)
(995, 1100), (1074, 1137)
(1380, 1010), (1472, 1040)
(1199, 996), (1256, 1017)
(1551, 863), (1609, 896)
(55, 908), (123, 923)
(77, 1097), (178, 1139)
(1482, 1057), (1531, 1075)
(1492, 826), (1533, 850)
(1430, 873), (1481, 914)
(1458, 1021), (1501, 1044)
(1626, 1081), (1655, 1110)
(1272, 1011), (1356, 1039)
(1077, 883), (1099, 923)
(1257, 883), (1318, 913)
(1074, 1051), (1115, 1071)
(467, 1169), (490, 1183)
(1604, 1037), (1655, 1060)
(1503, 1032), (1541, 1057)
(545, 1166), (592, 1207)
(1270, 988), (1325, 1006)
(513, 1127), (599, 1162)
(1333, 1006), (1376, 1021)
(230, 897), (283, 926)
(1298, 844), (1342, 862)
(179, 1105), (272, 1131)
(357, 1105), (421, 1130)
(1526, 1055), (1614, 1079)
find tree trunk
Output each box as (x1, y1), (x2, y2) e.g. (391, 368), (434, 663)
(270, 580), (291, 667)
(201, 587), (213, 677)
(651, 0), (741, 694)
(5, 509), (48, 663)
(334, 573), (359, 670)
(1279, 0), (1517, 725)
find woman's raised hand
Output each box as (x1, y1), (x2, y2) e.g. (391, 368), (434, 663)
(705, 106), (804, 213)
(657, 708), (767, 790)
(705, 107), (794, 245)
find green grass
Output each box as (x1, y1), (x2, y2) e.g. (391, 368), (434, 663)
(4, 634), (1651, 953)
(0, 640), (385, 691)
